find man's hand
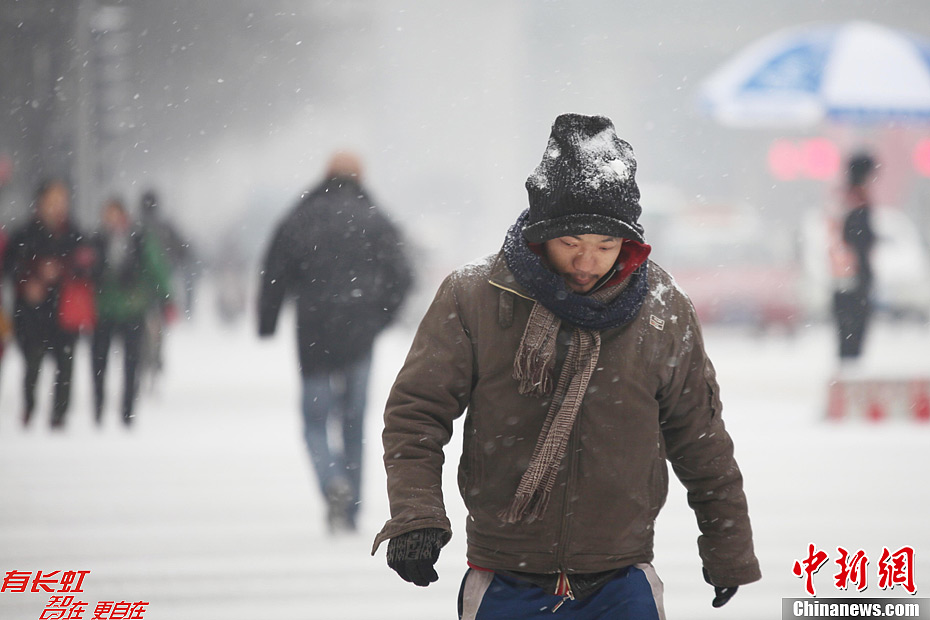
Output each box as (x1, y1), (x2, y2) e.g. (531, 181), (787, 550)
(386, 528), (446, 587)
(703, 568), (739, 608)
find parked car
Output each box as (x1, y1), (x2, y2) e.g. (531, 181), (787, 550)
(643, 200), (803, 332)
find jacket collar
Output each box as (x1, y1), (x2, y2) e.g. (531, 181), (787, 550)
(488, 251), (534, 300)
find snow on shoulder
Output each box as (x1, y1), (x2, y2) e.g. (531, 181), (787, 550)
(455, 253), (498, 280)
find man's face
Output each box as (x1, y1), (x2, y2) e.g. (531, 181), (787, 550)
(542, 234), (624, 293)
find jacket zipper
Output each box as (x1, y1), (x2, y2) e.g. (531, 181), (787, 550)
(551, 572), (575, 612)
(490, 286), (583, 614)
(487, 280), (534, 301)
(492, 274), (574, 613)
(552, 369), (582, 612)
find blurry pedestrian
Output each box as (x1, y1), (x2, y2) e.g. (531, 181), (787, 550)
(373, 114), (760, 618)
(90, 198), (172, 426)
(213, 230), (248, 325)
(258, 151), (413, 533)
(137, 189), (186, 387)
(4, 179), (93, 428)
(140, 189), (192, 284)
(831, 152), (878, 362)
(140, 189), (197, 316)
(0, 226), (10, 398)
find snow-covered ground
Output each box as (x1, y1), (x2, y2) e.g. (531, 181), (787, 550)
(2, 282), (929, 619)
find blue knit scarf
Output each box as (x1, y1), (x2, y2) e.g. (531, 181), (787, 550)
(502, 209), (649, 331)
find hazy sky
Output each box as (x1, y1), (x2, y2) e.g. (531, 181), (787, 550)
(6, 0), (930, 273)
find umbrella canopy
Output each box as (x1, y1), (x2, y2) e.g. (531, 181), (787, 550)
(700, 21), (930, 128)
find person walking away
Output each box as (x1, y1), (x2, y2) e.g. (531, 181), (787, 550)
(831, 153), (878, 363)
(137, 189), (186, 386)
(4, 179), (93, 428)
(90, 198), (172, 426)
(258, 151), (413, 533)
(372, 114), (761, 618)
(213, 230), (249, 324)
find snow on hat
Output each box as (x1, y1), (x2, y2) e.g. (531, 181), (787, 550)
(524, 113), (644, 244)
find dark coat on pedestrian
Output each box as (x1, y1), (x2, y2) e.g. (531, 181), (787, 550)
(4, 217), (89, 341)
(372, 247), (761, 588)
(832, 184), (877, 359)
(0, 228), (9, 357)
(841, 203), (876, 294)
(258, 176), (413, 374)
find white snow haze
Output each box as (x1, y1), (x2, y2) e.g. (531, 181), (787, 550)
(3, 2), (930, 619)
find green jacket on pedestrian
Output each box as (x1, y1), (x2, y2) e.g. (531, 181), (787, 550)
(92, 229), (172, 324)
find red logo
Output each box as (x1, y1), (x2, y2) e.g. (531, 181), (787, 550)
(1, 570), (150, 619)
(793, 545), (917, 597)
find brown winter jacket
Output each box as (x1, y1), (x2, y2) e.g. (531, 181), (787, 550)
(372, 251), (761, 588)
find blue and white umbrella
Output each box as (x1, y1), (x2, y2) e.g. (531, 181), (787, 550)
(700, 21), (930, 128)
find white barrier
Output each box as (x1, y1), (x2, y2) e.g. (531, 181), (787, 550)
(826, 376), (930, 422)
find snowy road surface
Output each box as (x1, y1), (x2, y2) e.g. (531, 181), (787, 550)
(2, 297), (929, 619)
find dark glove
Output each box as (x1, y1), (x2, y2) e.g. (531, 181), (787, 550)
(386, 528), (446, 587)
(703, 568), (738, 608)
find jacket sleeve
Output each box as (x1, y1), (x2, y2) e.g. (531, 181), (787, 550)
(4, 228), (24, 282)
(656, 307), (761, 587)
(374, 219), (413, 321)
(257, 224), (291, 337)
(371, 272), (474, 555)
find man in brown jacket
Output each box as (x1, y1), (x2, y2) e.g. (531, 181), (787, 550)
(372, 113), (760, 618)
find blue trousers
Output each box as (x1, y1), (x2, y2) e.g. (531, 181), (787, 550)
(300, 352), (372, 522)
(458, 565), (665, 619)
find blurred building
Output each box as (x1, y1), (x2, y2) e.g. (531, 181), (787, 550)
(0, 2), (79, 218)
(2, 1), (928, 275)
(0, 0), (136, 225)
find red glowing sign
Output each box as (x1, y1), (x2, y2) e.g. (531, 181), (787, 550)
(768, 138), (840, 181)
(913, 139), (930, 177)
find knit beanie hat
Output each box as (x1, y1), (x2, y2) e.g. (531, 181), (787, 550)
(524, 113), (645, 244)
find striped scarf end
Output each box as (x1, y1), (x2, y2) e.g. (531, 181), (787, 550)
(499, 491), (551, 524)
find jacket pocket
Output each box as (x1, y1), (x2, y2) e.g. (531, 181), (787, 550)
(651, 454), (669, 513)
(703, 358), (723, 419)
(458, 427), (484, 505)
